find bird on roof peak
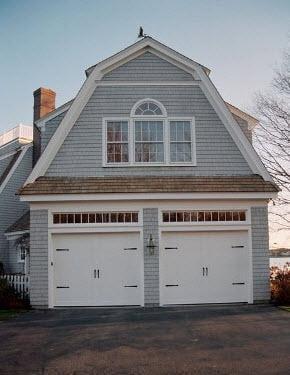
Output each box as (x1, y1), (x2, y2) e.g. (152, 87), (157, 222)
(138, 26), (148, 38)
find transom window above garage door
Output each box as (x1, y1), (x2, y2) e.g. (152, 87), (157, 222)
(53, 212), (139, 224)
(162, 210), (246, 223)
(103, 99), (196, 166)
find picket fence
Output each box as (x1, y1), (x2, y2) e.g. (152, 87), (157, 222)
(0, 274), (30, 299)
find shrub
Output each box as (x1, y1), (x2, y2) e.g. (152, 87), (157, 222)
(0, 278), (30, 309)
(270, 263), (290, 305)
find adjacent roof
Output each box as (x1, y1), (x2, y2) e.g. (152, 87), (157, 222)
(19, 175), (279, 196)
(5, 211), (30, 234)
(225, 102), (259, 129)
(0, 150), (22, 186)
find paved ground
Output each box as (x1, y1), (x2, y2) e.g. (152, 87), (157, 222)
(0, 305), (290, 374)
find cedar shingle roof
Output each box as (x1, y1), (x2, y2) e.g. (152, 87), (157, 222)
(19, 175), (279, 195)
(5, 211), (30, 234)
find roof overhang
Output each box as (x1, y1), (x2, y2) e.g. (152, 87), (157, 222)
(20, 192), (277, 202)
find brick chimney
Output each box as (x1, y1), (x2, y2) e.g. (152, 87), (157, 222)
(33, 87), (56, 165)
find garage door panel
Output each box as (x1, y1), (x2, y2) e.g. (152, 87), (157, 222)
(161, 232), (204, 305)
(53, 232), (142, 307)
(161, 231), (249, 305)
(201, 232), (248, 303)
(54, 236), (94, 306)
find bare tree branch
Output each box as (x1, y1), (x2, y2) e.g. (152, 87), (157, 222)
(253, 48), (290, 229)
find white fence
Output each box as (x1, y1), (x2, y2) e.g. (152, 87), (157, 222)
(0, 274), (30, 299)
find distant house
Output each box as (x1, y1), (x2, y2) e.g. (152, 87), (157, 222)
(0, 125), (33, 273)
(2, 37), (279, 309)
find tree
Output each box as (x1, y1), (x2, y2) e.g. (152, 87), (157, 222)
(254, 50), (290, 231)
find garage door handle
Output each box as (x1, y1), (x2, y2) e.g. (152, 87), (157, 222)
(206, 267), (208, 276)
(94, 269), (100, 279)
(202, 267), (205, 276)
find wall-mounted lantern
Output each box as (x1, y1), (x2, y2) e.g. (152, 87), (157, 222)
(147, 234), (157, 255)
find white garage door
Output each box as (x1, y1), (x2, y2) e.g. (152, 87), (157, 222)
(160, 231), (249, 305)
(53, 232), (143, 306)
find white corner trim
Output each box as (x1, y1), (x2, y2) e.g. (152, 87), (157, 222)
(0, 144), (32, 194)
(25, 37), (272, 184)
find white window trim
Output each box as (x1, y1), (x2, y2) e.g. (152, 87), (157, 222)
(132, 117), (166, 165)
(17, 244), (25, 263)
(52, 210), (141, 226)
(102, 115), (196, 167)
(130, 98), (167, 117)
(160, 209), (249, 225)
(167, 117), (196, 166)
(102, 117), (131, 167)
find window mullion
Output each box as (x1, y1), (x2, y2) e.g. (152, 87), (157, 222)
(130, 119), (134, 165)
(165, 119), (169, 164)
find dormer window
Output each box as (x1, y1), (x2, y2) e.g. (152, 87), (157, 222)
(134, 101), (163, 116)
(103, 99), (196, 166)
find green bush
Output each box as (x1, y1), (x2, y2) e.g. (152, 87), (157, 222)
(270, 264), (290, 305)
(0, 278), (30, 309)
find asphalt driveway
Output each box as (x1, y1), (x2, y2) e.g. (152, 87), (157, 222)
(0, 305), (290, 374)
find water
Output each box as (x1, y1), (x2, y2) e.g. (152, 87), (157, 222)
(270, 257), (290, 269)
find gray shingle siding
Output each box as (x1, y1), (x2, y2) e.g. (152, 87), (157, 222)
(0, 144), (32, 271)
(103, 52), (194, 81)
(46, 85), (252, 177)
(30, 210), (48, 307)
(0, 153), (15, 175)
(41, 112), (67, 153)
(143, 208), (159, 306)
(251, 206), (270, 302)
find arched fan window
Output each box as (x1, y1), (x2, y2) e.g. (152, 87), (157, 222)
(134, 101), (163, 116)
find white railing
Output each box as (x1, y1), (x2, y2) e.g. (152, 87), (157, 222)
(0, 274), (30, 298)
(0, 124), (33, 147)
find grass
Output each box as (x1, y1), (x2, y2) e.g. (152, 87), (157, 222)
(0, 309), (28, 321)
(278, 306), (290, 312)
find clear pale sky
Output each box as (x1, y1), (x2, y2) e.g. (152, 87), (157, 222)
(0, 0), (289, 133)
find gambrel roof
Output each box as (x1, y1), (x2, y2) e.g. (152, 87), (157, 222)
(85, 36), (211, 77)
(25, 36), (273, 185)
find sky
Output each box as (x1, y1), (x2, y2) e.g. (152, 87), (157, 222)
(0, 0), (289, 132)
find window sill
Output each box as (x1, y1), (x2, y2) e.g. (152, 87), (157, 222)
(103, 163), (197, 168)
